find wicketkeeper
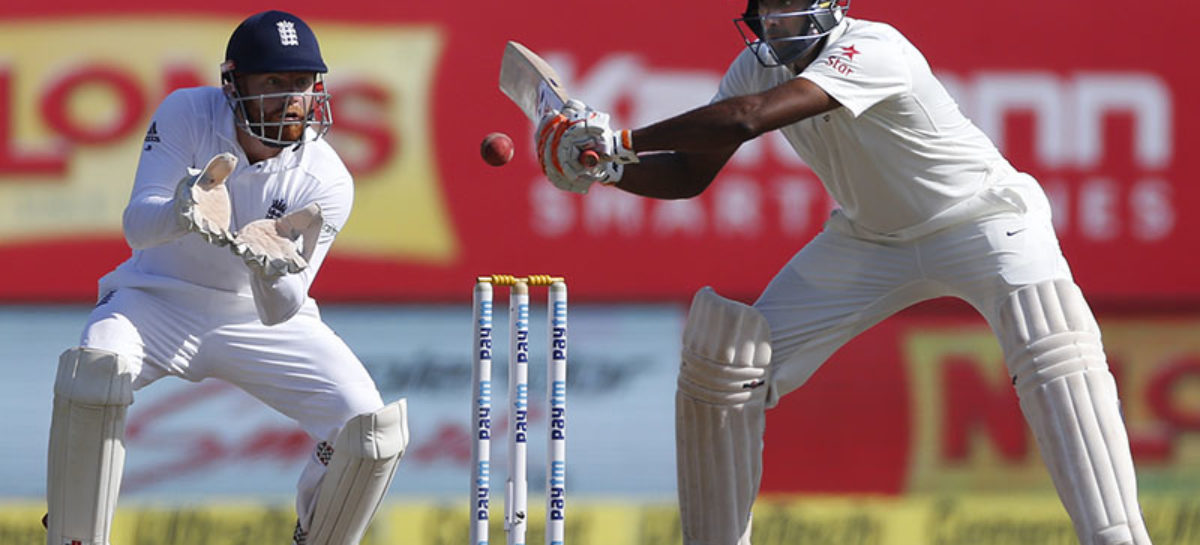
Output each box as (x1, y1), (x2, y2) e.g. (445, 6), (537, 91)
(44, 10), (407, 545)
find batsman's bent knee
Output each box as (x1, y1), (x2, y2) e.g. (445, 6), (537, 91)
(676, 287), (771, 545)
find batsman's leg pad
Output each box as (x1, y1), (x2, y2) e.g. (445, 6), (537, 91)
(999, 280), (1151, 545)
(676, 287), (771, 545)
(47, 347), (136, 545)
(304, 399), (409, 545)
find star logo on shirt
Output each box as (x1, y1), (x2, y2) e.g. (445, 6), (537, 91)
(840, 45), (861, 60)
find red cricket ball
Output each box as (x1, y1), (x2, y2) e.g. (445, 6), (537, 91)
(480, 132), (515, 167)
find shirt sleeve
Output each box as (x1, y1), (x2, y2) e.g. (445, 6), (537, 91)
(249, 174), (353, 325)
(799, 28), (911, 117)
(122, 90), (202, 249)
(711, 49), (762, 103)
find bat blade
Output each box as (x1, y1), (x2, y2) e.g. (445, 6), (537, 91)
(499, 41), (569, 122)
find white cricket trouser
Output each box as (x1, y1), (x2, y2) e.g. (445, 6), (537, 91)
(79, 285), (384, 525)
(756, 171), (1073, 403)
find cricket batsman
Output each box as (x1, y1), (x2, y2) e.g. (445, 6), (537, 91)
(535, 1), (1154, 543)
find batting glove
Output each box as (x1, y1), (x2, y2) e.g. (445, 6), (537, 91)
(535, 100), (607, 194)
(559, 108), (637, 184)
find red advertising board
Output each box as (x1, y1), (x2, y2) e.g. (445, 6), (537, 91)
(0, 1), (1195, 303)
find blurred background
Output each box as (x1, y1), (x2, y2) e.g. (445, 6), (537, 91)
(2, 0), (1198, 544)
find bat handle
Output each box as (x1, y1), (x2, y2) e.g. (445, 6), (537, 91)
(579, 149), (601, 167)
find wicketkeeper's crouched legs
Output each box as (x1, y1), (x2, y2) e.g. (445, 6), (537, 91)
(997, 280), (1152, 545)
(676, 288), (772, 545)
(294, 399), (409, 545)
(46, 347), (136, 545)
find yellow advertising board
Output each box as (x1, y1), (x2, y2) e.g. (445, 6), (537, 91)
(4, 495), (1198, 545)
(901, 318), (1200, 495)
(0, 18), (456, 261)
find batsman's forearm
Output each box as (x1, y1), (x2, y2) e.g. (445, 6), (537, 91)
(613, 152), (723, 199)
(631, 97), (765, 153)
(123, 192), (188, 249)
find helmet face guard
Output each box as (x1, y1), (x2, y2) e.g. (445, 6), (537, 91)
(222, 10), (332, 148)
(735, 0), (850, 68)
(221, 61), (333, 148)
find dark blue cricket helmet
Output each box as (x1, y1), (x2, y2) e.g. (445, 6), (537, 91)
(225, 10), (327, 75)
(220, 10), (333, 147)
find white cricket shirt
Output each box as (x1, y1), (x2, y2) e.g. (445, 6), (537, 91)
(714, 17), (1012, 239)
(101, 86), (352, 321)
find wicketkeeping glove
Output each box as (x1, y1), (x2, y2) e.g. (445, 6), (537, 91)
(175, 153), (237, 245)
(230, 203), (324, 278)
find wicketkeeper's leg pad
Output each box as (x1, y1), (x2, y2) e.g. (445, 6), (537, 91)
(676, 287), (772, 545)
(303, 399), (409, 545)
(46, 347), (136, 545)
(998, 279), (1151, 545)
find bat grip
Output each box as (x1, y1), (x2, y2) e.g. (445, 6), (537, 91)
(579, 149), (600, 167)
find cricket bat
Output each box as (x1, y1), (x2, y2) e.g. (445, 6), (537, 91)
(499, 41), (599, 166)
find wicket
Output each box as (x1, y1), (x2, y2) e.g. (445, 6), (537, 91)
(471, 275), (568, 545)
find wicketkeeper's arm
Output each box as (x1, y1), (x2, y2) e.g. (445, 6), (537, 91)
(249, 271), (307, 326)
(243, 180), (350, 326)
(123, 188), (189, 250)
(126, 155), (235, 250)
(244, 212), (324, 326)
(124, 91), (224, 249)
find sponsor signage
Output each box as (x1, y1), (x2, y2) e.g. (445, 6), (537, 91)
(762, 311), (1200, 495)
(4, 306), (1198, 499)
(3, 496), (1200, 545)
(0, 2), (1194, 302)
